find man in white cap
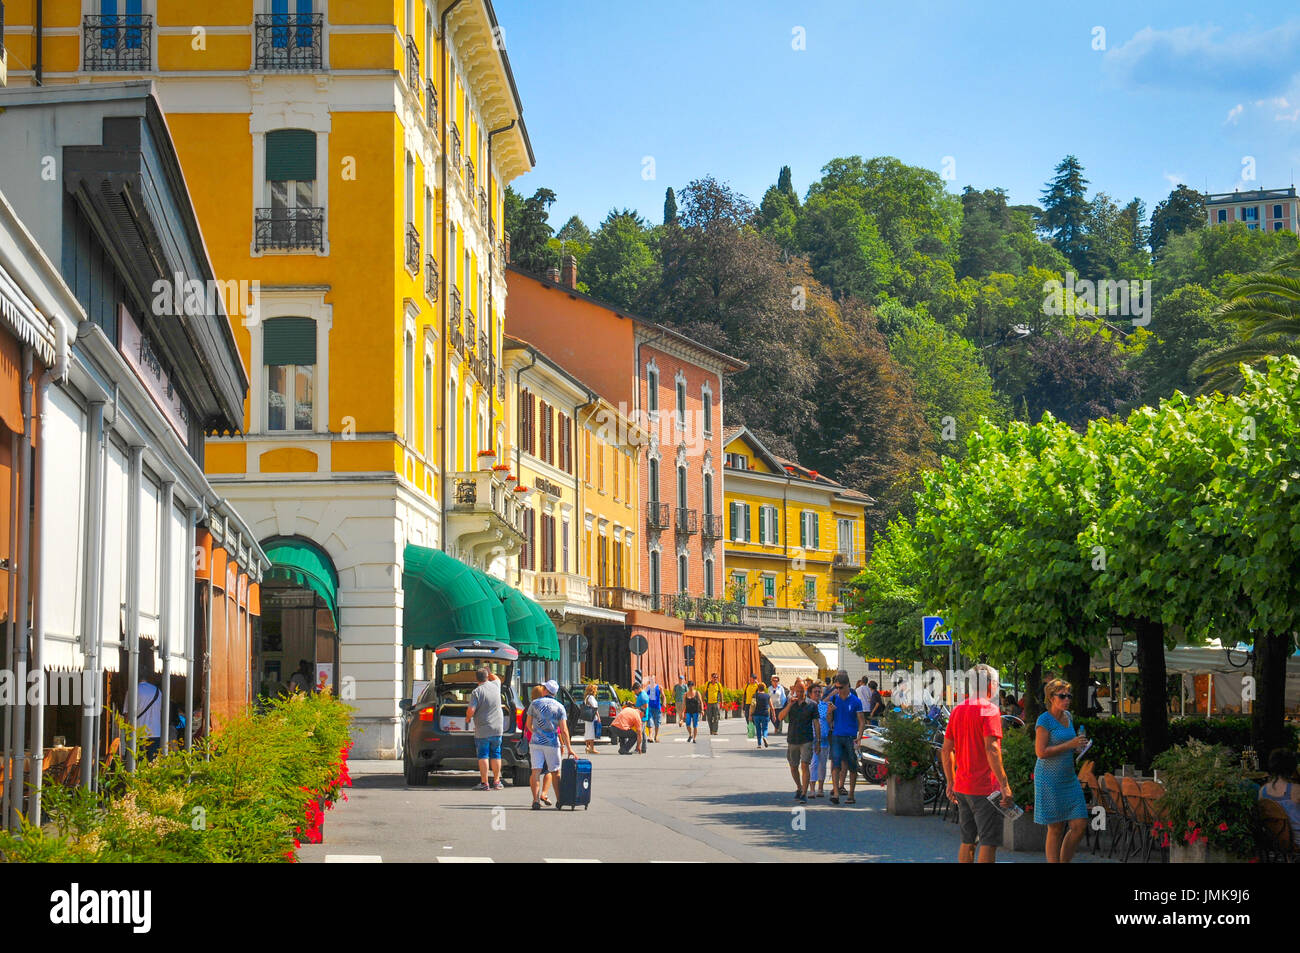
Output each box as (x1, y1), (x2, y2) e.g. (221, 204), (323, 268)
(525, 679), (575, 811)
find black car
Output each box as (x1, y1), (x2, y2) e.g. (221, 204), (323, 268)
(400, 639), (529, 786)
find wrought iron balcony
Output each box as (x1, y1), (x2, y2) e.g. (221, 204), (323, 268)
(501, 230), (510, 264)
(700, 513), (724, 540)
(449, 284), (462, 322)
(497, 368), (506, 400)
(405, 223), (421, 275)
(464, 307), (475, 346)
(83, 14), (152, 71)
(477, 331), (488, 355)
(832, 549), (867, 569)
(449, 323), (465, 355)
(479, 190), (488, 229)
(449, 122), (461, 168)
(254, 13), (322, 71)
(465, 157), (476, 197)
(646, 500), (670, 531)
(424, 255), (439, 299)
(254, 207), (325, 252)
(425, 80), (438, 128)
(489, 217), (496, 244)
(675, 507), (698, 536)
(405, 35), (420, 92)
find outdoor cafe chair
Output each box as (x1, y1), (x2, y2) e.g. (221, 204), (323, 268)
(1078, 761), (1103, 853)
(54, 747), (82, 787)
(1099, 774), (1133, 860)
(1120, 776), (1147, 862)
(1258, 799), (1299, 863)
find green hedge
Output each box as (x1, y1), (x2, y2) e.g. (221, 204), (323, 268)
(0, 690), (353, 863)
(1073, 716), (1298, 776)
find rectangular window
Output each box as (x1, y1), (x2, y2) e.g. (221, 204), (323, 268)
(678, 554), (689, 593)
(1274, 204), (1284, 219)
(804, 577), (816, 607)
(838, 518), (854, 553)
(1275, 221), (1285, 231)
(404, 332), (415, 441)
(676, 379), (686, 430)
(598, 535), (609, 586)
(263, 317), (315, 431)
(704, 561), (715, 598)
(562, 519), (570, 573)
(598, 441), (605, 491)
(703, 389), (713, 435)
(522, 507), (535, 571)
(731, 571), (746, 604)
(1245, 206), (1259, 221)
(423, 356), (433, 457)
(541, 514), (556, 573)
(613, 539), (623, 586)
(613, 445), (621, 500)
(264, 129), (318, 249)
(1217, 209), (1227, 223)
(623, 454), (631, 505)
(584, 430), (592, 485)
(762, 575), (775, 602)
(646, 368), (658, 416)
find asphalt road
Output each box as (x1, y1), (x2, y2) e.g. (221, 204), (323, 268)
(299, 715), (1104, 863)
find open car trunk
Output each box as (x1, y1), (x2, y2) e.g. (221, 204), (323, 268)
(434, 658), (516, 735)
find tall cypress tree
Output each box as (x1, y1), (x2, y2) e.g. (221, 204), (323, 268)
(1040, 155), (1090, 271)
(776, 165), (799, 207)
(663, 187), (678, 225)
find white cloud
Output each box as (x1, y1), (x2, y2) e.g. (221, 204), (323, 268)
(1226, 103), (1244, 124)
(1163, 171), (1186, 188)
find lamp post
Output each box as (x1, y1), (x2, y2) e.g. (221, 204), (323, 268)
(1107, 625), (1133, 718)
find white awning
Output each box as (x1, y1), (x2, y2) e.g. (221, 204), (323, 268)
(761, 640), (819, 681)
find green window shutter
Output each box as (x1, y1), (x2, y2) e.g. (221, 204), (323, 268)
(743, 504), (751, 542)
(266, 129), (317, 181)
(800, 511), (807, 548)
(263, 317), (316, 366)
(729, 501), (738, 540)
(814, 515), (821, 550)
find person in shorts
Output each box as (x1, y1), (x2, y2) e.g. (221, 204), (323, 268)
(825, 671), (864, 804)
(673, 676), (688, 733)
(808, 682), (832, 797)
(681, 681), (702, 742)
(609, 700), (645, 754)
(465, 666), (505, 790)
(525, 680), (575, 810)
(780, 679), (821, 803)
(645, 677), (663, 743)
(941, 664), (1013, 863)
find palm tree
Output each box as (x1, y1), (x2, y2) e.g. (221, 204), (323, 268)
(1193, 248), (1300, 394)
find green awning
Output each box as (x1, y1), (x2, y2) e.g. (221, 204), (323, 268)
(264, 538), (338, 627)
(402, 544), (509, 649)
(523, 596), (560, 662)
(483, 576), (542, 657)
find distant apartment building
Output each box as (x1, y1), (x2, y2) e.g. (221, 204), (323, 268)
(1205, 187), (1298, 232)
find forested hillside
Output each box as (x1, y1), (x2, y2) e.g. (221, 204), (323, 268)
(507, 157), (1299, 530)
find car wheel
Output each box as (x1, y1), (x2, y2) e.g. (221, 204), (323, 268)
(405, 759), (429, 786)
(513, 765), (531, 787)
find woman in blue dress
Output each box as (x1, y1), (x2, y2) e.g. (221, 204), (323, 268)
(1034, 678), (1089, 862)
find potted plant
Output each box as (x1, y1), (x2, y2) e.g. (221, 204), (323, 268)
(998, 726), (1046, 852)
(1153, 740), (1259, 863)
(477, 449), (497, 470)
(881, 711), (929, 816)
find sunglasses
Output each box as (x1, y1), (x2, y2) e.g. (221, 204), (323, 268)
(1055, 692), (1072, 700)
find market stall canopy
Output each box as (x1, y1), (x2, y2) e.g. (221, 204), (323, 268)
(264, 538), (339, 628)
(1091, 641), (1300, 676)
(402, 544), (509, 649)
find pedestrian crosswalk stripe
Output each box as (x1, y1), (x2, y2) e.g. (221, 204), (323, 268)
(436, 856), (495, 863)
(325, 855), (383, 863)
(543, 858), (601, 863)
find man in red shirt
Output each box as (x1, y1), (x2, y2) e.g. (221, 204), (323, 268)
(941, 664), (1014, 863)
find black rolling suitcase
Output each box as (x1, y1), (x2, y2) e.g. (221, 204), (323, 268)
(556, 757), (592, 810)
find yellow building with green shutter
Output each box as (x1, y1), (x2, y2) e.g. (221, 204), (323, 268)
(722, 427), (871, 673)
(1, 0), (535, 757)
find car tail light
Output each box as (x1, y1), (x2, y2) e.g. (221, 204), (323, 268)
(516, 709), (524, 731)
(418, 707), (436, 721)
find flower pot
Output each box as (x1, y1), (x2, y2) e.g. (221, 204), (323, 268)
(886, 776), (925, 816)
(1003, 811), (1047, 853)
(1169, 841), (1246, 864)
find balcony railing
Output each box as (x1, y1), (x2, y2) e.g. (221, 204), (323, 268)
(653, 593), (743, 626)
(447, 470), (525, 539)
(465, 158), (476, 197)
(254, 13), (323, 71)
(675, 507), (698, 536)
(501, 230), (510, 265)
(449, 122), (461, 168)
(425, 80), (438, 129)
(405, 223), (421, 275)
(591, 587), (654, 613)
(83, 14), (153, 71)
(477, 331), (488, 355)
(449, 323), (465, 355)
(645, 500), (670, 531)
(700, 513), (723, 540)
(739, 605), (847, 634)
(832, 549), (867, 569)
(497, 368), (506, 400)
(479, 190), (488, 229)
(424, 255), (439, 300)
(534, 572), (591, 606)
(254, 207), (325, 252)
(405, 35), (420, 92)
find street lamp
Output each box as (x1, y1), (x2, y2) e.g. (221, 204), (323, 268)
(1107, 625), (1134, 718)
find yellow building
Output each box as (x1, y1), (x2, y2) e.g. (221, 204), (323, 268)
(722, 427), (871, 677)
(2, 1), (536, 757)
(503, 336), (641, 684)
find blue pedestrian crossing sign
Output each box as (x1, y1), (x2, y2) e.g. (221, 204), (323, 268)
(922, 616), (952, 646)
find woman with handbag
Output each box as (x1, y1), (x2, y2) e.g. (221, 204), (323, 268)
(582, 683), (601, 754)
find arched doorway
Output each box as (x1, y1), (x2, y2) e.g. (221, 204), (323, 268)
(256, 536), (340, 698)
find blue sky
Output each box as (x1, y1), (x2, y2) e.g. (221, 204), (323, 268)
(493, 0), (1300, 231)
